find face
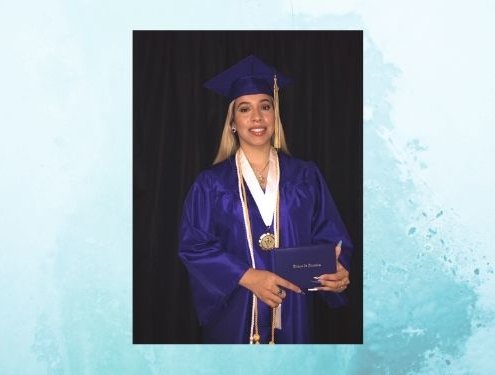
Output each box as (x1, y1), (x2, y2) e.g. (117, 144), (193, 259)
(233, 94), (275, 150)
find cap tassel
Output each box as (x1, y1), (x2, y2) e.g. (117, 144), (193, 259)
(273, 74), (281, 150)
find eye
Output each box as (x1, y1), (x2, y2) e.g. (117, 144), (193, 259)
(261, 103), (272, 111)
(238, 106), (250, 113)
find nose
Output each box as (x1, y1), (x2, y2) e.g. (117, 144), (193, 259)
(251, 107), (261, 121)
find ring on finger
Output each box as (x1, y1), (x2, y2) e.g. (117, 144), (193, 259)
(277, 288), (284, 296)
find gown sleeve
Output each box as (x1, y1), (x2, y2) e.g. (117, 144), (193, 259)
(309, 162), (354, 308)
(178, 171), (250, 326)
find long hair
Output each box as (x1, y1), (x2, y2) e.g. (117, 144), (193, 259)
(212, 100), (290, 164)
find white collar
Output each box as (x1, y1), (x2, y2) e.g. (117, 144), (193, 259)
(239, 148), (279, 227)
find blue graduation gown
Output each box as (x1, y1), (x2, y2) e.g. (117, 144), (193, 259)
(178, 152), (353, 343)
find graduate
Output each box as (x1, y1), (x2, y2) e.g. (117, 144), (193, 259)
(178, 55), (353, 344)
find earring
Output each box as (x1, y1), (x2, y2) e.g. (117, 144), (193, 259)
(231, 125), (237, 134)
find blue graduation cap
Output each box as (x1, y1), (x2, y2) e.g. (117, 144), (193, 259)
(203, 55), (292, 102)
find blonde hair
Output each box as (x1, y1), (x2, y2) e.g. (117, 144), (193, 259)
(212, 100), (290, 164)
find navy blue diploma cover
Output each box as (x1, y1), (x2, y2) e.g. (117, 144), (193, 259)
(271, 243), (337, 290)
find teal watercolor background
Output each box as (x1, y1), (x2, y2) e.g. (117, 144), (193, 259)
(1, 1), (495, 373)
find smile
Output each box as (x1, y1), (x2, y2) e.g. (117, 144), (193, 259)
(249, 127), (267, 136)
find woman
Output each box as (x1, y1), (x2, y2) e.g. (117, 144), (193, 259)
(179, 55), (353, 344)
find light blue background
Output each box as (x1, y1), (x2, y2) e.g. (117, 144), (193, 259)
(1, 1), (494, 373)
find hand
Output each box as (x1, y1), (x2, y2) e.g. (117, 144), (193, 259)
(314, 243), (350, 293)
(239, 268), (302, 308)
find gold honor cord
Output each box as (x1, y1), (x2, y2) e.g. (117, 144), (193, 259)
(236, 149), (280, 344)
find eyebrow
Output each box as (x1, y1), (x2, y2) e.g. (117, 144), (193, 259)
(236, 99), (272, 108)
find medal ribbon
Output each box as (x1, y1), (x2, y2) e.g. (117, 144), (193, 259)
(236, 148), (280, 344)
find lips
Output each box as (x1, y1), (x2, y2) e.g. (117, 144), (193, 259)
(249, 127), (267, 136)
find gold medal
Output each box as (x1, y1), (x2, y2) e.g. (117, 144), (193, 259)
(259, 233), (276, 250)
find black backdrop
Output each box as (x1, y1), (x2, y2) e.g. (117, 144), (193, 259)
(133, 31), (363, 343)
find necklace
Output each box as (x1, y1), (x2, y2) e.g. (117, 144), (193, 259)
(236, 149), (280, 344)
(251, 159), (270, 184)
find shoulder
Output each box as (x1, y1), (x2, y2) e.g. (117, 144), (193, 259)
(278, 152), (321, 184)
(192, 155), (238, 191)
